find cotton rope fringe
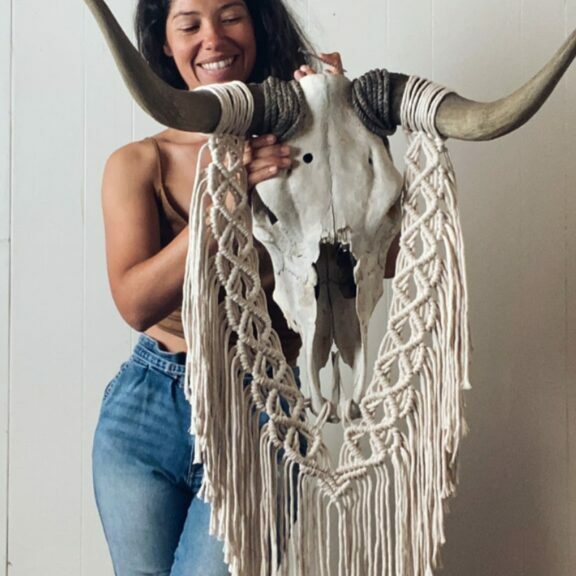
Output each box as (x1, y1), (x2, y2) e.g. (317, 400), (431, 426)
(181, 80), (328, 576)
(182, 77), (471, 576)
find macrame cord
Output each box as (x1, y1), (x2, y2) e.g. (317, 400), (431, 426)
(182, 75), (471, 576)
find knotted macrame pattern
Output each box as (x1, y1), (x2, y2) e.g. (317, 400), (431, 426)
(182, 76), (470, 576)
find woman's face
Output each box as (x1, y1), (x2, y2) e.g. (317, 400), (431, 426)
(164, 0), (257, 90)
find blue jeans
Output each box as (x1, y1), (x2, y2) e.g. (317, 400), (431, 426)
(92, 334), (229, 576)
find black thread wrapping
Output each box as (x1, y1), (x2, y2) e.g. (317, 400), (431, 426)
(351, 69), (396, 138)
(260, 77), (306, 141)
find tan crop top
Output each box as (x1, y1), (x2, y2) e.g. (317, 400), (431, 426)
(148, 137), (302, 365)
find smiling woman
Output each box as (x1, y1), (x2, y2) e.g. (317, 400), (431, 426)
(90, 0), (330, 574)
(135, 0), (316, 89)
(162, 0), (257, 89)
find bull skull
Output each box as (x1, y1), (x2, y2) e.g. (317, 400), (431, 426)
(84, 0), (576, 141)
(252, 73), (402, 419)
(85, 0), (576, 418)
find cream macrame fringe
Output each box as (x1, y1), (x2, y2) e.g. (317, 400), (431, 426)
(182, 77), (470, 576)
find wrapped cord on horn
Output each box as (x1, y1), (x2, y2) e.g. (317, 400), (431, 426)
(260, 77), (306, 140)
(351, 70), (397, 139)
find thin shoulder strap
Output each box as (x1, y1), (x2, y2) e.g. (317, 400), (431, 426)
(147, 137), (165, 191)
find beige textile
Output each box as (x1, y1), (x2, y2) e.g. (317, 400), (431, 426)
(182, 77), (470, 576)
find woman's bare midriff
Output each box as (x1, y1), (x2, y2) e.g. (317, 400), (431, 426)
(145, 323), (300, 366)
(145, 325), (188, 353)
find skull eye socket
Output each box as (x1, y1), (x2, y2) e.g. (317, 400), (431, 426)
(303, 153), (314, 164)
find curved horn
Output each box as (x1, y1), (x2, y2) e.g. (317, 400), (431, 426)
(84, 0), (265, 133)
(390, 29), (576, 141)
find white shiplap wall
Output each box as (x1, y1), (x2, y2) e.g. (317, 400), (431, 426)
(10, 0), (85, 573)
(2, 1), (576, 575)
(1, 0), (11, 572)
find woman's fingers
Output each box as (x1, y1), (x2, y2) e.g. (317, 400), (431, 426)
(253, 144), (291, 161)
(248, 154), (291, 173)
(251, 134), (277, 149)
(248, 165), (282, 188)
(244, 135), (277, 164)
(294, 64), (316, 81)
(244, 135), (292, 188)
(245, 142), (291, 167)
(294, 51), (344, 80)
(320, 52), (344, 75)
(247, 154), (291, 187)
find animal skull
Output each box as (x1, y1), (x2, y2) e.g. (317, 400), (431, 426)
(252, 74), (402, 420)
(84, 0), (576, 415)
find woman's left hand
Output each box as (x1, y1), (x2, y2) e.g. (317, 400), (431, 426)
(294, 51), (344, 81)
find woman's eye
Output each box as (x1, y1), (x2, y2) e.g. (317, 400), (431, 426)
(181, 23), (200, 33)
(221, 11), (244, 24)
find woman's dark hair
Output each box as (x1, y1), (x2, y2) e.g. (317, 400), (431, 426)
(135, 0), (314, 89)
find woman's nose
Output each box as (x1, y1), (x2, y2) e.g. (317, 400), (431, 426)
(201, 22), (224, 49)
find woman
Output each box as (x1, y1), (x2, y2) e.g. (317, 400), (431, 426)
(91, 1), (343, 574)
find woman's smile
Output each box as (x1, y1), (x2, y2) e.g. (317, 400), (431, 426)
(195, 54), (243, 82)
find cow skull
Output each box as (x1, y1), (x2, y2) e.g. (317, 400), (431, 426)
(252, 74), (402, 419)
(84, 0), (576, 417)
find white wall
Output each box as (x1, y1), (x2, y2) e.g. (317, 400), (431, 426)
(1, 0), (575, 574)
(1, 0), (11, 572)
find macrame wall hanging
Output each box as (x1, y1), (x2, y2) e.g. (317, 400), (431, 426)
(181, 73), (471, 576)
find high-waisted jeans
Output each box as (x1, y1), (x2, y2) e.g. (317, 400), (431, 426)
(92, 334), (229, 576)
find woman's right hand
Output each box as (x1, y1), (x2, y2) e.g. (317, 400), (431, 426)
(244, 134), (293, 189)
(244, 53), (344, 189)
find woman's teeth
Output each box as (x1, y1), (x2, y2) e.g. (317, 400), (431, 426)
(201, 57), (235, 71)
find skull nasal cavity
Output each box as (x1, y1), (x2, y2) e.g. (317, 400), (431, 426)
(303, 153), (314, 164)
(263, 203), (278, 225)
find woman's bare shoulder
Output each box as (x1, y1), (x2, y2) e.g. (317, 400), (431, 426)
(104, 138), (159, 183)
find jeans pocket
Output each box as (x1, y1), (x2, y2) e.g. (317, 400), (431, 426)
(102, 361), (129, 402)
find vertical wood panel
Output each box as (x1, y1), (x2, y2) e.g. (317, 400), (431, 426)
(0, 245), (8, 576)
(0, 0), (11, 571)
(0, 1), (10, 239)
(82, 1), (134, 573)
(514, 4), (570, 574)
(387, 0), (433, 75)
(386, 0), (433, 178)
(427, 3), (525, 574)
(9, 0), (84, 573)
(308, 0), (388, 78)
(566, 3), (576, 574)
(432, 1), (574, 575)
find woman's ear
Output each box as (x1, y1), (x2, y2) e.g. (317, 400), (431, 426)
(163, 43), (173, 57)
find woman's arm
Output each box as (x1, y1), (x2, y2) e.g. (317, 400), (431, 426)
(102, 142), (190, 332)
(103, 138), (292, 332)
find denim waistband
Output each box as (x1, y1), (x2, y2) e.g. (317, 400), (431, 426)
(132, 333), (300, 380)
(132, 334), (187, 376)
